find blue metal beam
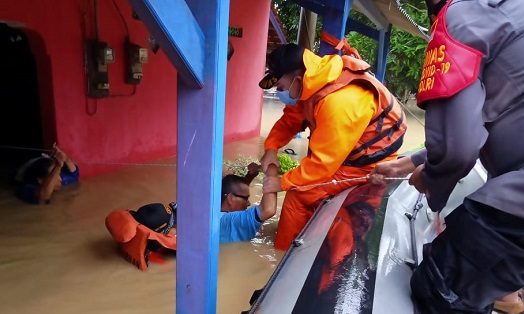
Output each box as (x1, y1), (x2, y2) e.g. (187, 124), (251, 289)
(375, 25), (392, 82)
(174, 0), (230, 311)
(131, 0), (229, 312)
(347, 17), (379, 40)
(128, 0), (205, 88)
(318, 0), (352, 56)
(292, 0), (326, 16)
(346, 18), (392, 82)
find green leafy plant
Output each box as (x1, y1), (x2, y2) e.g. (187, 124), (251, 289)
(277, 153), (299, 174)
(223, 153), (299, 177)
(223, 155), (260, 177)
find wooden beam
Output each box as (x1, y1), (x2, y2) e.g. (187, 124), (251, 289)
(297, 8), (317, 49)
(269, 9), (288, 44)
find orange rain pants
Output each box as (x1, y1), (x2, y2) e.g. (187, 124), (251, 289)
(274, 164), (383, 251)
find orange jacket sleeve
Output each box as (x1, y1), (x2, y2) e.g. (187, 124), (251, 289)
(281, 85), (377, 190)
(264, 104), (306, 152)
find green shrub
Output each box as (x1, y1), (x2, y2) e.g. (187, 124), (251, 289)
(223, 155), (259, 177)
(223, 153), (299, 177)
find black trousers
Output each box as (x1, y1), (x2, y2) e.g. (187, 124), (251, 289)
(411, 199), (524, 313)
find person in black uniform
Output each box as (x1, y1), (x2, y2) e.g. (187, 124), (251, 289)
(369, 0), (524, 313)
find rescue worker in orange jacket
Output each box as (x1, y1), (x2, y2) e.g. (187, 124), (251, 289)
(259, 43), (407, 251)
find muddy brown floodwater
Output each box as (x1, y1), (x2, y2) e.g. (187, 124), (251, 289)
(0, 96), (425, 314)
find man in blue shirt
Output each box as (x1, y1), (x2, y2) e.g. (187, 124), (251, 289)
(219, 163), (278, 243)
(105, 163), (279, 270)
(15, 144), (79, 204)
(106, 162), (278, 253)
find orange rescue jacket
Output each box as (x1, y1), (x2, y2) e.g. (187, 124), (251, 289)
(302, 55), (407, 167)
(105, 210), (177, 271)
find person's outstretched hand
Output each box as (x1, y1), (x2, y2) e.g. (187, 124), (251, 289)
(260, 149), (280, 173)
(367, 157), (416, 185)
(242, 162), (261, 186)
(262, 175), (283, 193)
(52, 144), (67, 167)
(409, 165), (429, 196)
(52, 142), (77, 172)
(247, 162), (261, 177)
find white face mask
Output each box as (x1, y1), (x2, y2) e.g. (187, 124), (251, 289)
(276, 77), (300, 105)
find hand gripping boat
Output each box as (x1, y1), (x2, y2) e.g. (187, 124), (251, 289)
(244, 160), (487, 314)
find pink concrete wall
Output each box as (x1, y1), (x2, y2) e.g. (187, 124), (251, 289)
(225, 0), (271, 141)
(0, 0), (270, 176)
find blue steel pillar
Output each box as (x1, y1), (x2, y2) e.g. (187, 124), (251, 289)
(175, 0), (229, 313)
(318, 0), (353, 56)
(127, 0), (229, 313)
(375, 25), (392, 83)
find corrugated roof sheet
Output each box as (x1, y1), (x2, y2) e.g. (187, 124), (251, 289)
(356, 0), (429, 39)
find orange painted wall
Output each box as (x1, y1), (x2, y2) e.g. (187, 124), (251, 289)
(0, 0), (270, 176)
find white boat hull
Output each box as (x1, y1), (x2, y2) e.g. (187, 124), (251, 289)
(247, 160), (487, 314)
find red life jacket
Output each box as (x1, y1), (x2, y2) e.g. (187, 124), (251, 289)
(303, 55), (407, 167)
(105, 210), (177, 271)
(416, 0), (482, 108)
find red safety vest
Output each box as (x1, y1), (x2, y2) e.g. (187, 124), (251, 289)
(416, 0), (482, 108)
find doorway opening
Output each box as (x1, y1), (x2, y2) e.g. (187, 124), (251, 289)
(0, 23), (45, 183)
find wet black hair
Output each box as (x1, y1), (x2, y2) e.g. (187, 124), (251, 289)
(23, 157), (54, 184)
(221, 174), (248, 204)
